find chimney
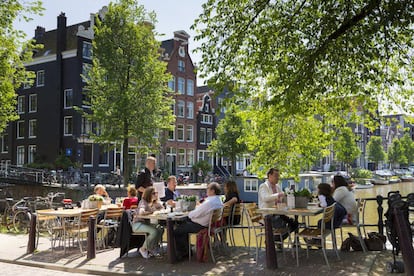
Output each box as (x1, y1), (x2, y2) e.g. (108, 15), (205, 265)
(57, 12), (67, 53)
(34, 26), (45, 41)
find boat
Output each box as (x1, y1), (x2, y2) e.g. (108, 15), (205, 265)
(393, 168), (414, 182)
(355, 179), (374, 189)
(371, 170), (392, 185)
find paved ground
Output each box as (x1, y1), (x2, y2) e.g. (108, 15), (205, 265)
(0, 233), (406, 275)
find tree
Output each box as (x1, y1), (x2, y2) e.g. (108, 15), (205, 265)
(334, 127), (361, 172)
(367, 136), (386, 170)
(400, 133), (414, 166)
(192, 160), (212, 183)
(192, 0), (414, 177)
(84, 0), (174, 186)
(387, 138), (406, 169)
(209, 105), (248, 177)
(0, 0), (43, 133)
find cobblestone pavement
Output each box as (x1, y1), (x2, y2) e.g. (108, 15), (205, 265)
(0, 262), (85, 276)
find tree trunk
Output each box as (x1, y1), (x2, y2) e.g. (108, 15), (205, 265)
(231, 156), (237, 178)
(122, 120), (129, 187)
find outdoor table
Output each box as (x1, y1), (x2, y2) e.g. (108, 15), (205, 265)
(257, 205), (323, 269)
(135, 211), (188, 263)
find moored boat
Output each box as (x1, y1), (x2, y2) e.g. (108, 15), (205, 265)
(371, 170), (392, 185)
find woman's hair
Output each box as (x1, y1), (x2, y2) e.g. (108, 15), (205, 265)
(332, 175), (349, 190)
(318, 183), (332, 197)
(142, 187), (155, 203)
(127, 186), (137, 197)
(94, 184), (105, 193)
(224, 180), (239, 196)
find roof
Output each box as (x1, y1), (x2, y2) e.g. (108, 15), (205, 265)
(160, 39), (174, 56)
(197, 85), (213, 94)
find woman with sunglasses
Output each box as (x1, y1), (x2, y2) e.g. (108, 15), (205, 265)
(132, 186), (164, 259)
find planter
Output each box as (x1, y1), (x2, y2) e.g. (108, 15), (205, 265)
(294, 196), (309, 208)
(181, 201), (196, 212)
(88, 201), (103, 209)
(287, 195), (295, 208)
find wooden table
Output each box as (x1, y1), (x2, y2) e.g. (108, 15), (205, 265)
(257, 206), (324, 269)
(135, 211), (188, 263)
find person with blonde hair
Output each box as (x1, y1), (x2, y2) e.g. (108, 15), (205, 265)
(122, 186), (138, 209)
(93, 184), (112, 205)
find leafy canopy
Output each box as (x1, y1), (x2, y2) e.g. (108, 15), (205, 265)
(367, 136), (386, 166)
(334, 126), (361, 169)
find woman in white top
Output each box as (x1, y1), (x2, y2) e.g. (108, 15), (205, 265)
(332, 175), (357, 223)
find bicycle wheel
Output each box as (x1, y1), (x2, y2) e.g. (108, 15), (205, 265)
(13, 211), (31, 233)
(3, 207), (14, 231)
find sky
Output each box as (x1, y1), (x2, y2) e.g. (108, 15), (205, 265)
(14, 0), (206, 84)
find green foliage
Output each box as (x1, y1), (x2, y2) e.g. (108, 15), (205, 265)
(54, 153), (73, 170)
(400, 133), (414, 166)
(294, 188), (312, 199)
(192, 160), (212, 176)
(350, 168), (372, 179)
(84, 0), (174, 185)
(367, 136), (386, 169)
(387, 138), (407, 168)
(334, 127), (361, 170)
(0, 0), (43, 132)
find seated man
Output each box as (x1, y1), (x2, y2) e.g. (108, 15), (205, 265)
(160, 176), (179, 208)
(173, 182), (223, 260)
(258, 168), (298, 237)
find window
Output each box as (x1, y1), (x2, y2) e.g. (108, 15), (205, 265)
(99, 144), (109, 165)
(199, 128), (206, 144)
(168, 126), (175, 141)
(171, 103), (175, 115)
(177, 77), (185, 94)
(83, 144), (93, 166)
(29, 94), (37, 113)
(17, 96), (25, 114)
(177, 100), (185, 117)
(82, 41), (93, 59)
(186, 125), (193, 142)
(81, 117), (92, 135)
(187, 149), (194, 166)
(64, 116), (73, 136)
(23, 81), (31, 89)
(186, 102), (193, 119)
(28, 120), (37, 138)
(178, 60), (185, 72)
(168, 76), (175, 92)
(17, 121), (24, 139)
(244, 179), (258, 192)
(64, 89), (73, 108)
(178, 148), (185, 167)
(82, 63), (92, 83)
(28, 145), (36, 164)
(17, 146), (25, 166)
(1, 135), (9, 153)
(36, 70), (45, 87)
(218, 98), (226, 113)
(206, 128), (213, 144)
(177, 124), (184, 141)
(186, 79), (194, 95)
(201, 114), (213, 124)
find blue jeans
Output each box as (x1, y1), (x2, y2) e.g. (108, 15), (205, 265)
(132, 222), (163, 250)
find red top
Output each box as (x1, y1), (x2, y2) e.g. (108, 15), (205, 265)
(122, 197), (138, 210)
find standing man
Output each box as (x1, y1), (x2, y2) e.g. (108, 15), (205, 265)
(160, 175), (179, 207)
(258, 168), (298, 233)
(173, 182), (223, 260)
(135, 156), (156, 199)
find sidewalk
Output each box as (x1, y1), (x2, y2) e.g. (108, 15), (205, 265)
(0, 233), (403, 275)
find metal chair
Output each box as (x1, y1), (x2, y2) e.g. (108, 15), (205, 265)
(339, 198), (368, 252)
(97, 207), (123, 248)
(67, 208), (99, 254)
(295, 203), (340, 268)
(227, 203), (247, 247)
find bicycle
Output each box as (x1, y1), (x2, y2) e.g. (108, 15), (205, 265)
(2, 197), (15, 230)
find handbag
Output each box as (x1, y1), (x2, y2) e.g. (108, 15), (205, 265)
(364, 232), (386, 251)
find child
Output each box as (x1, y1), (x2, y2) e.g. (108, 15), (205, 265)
(317, 183), (347, 229)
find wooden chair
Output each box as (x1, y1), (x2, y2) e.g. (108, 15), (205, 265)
(339, 198), (368, 252)
(295, 203), (339, 268)
(227, 203), (247, 247)
(97, 207), (123, 248)
(213, 205), (232, 250)
(67, 208), (99, 254)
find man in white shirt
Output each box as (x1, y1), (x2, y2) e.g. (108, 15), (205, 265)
(173, 182), (223, 260)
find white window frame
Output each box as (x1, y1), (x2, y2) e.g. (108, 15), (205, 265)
(186, 79), (194, 96)
(28, 119), (37, 138)
(82, 63), (92, 83)
(17, 146), (25, 166)
(28, 145), (36, 164)
(186, 149), (194, 167)
(64, 89), (73, 109)
(206, 128), (213, 144)
(168, 126), (175, 141)
(168, 76), (176, 92)
(81, 117), (92, 135)
(199, 128), (206, 145)
(17, 96), (25, 114)
(201, 114), (213, 124)
(177, 124), (184, 141)
(29, 94), (37, 113)
(178, 148), (186, 167)
(98, 144), (109, 166)
(186, 102), (194, 119)
(177, 77), (185, 94)
(83, 143), (93, 167)
(244, 179), (258, 192)
(36, 70), (45, 87)
(1, 135), (8, 153)
(17, 121), (24, 139)
(64, 116), (73, 136)
(186, 125), (193, 142)
(178, 60), (185, 72)
(82, 41), (93, 59)
(177, 100), (185, 118)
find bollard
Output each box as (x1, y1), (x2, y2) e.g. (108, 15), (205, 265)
(376, 195), (384, 235)
(167, 218), (176, 263)
(87, 215), (96, 259)
(393, 205), (414, 275)
(27, 213), (37, 254)
(264, 215), (278, 269)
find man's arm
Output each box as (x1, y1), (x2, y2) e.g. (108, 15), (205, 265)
(258, 184), (279, 203)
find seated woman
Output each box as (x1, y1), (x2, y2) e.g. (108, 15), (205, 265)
(132, 187), (164, 259)
(122, 186), (138, 210)
(332, 175), (357, 224)
(223, 180), (241, 225)
(317, 183), (347, 229)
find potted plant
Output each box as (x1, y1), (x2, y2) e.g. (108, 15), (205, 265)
(293, 188), (312, 208)
(178, 195), (197, 211)
(88, 194), (104, 209)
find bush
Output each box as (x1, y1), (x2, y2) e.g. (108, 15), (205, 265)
(350, 168), (372, 179)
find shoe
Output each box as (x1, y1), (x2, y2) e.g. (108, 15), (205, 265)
(149, 249), (161, 257)
(139, 247), (150, 259)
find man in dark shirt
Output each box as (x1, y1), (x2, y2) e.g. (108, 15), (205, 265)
(135, 156), (156, 199)
(160, 175), (179, 207)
